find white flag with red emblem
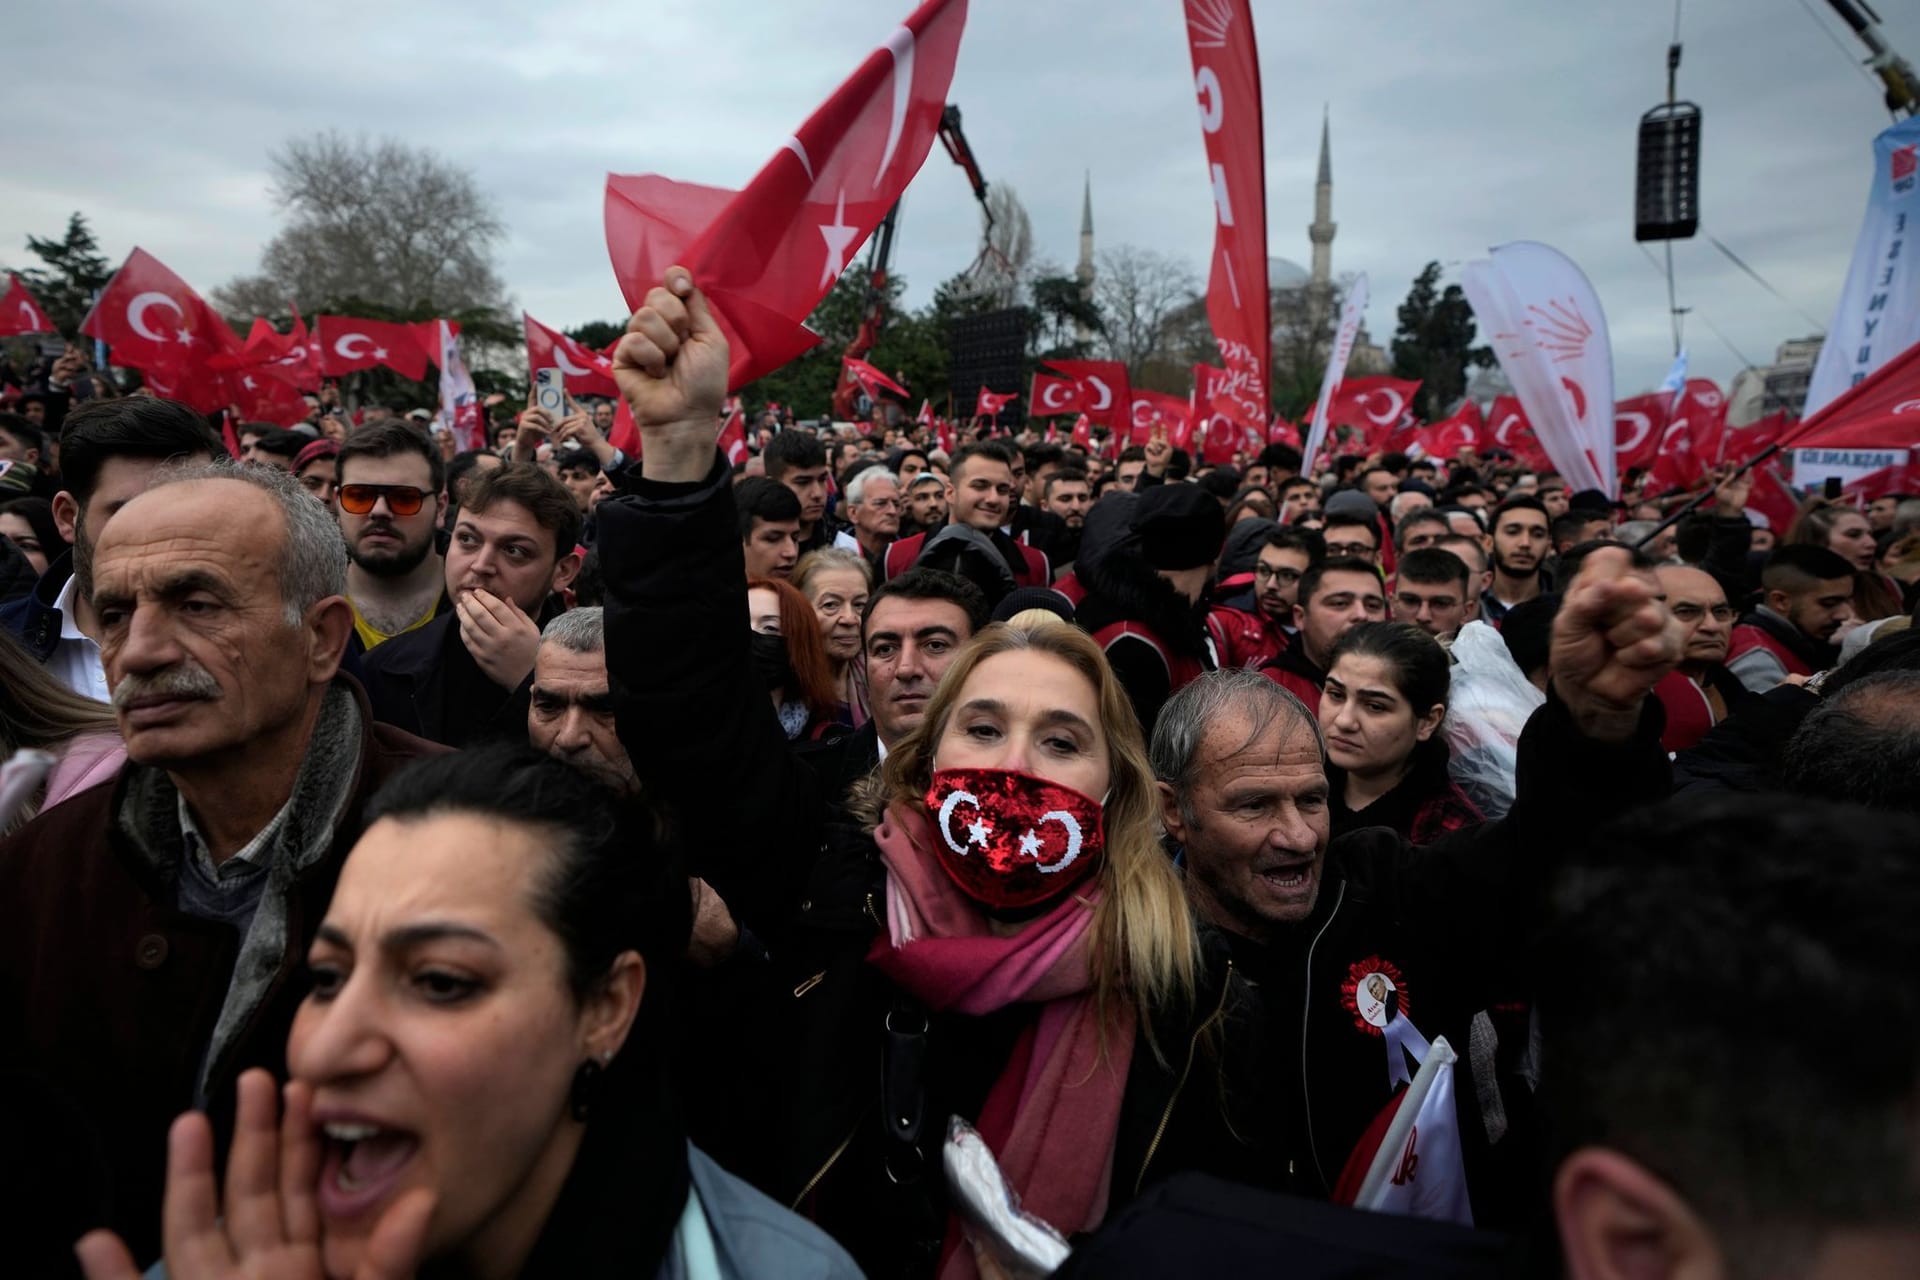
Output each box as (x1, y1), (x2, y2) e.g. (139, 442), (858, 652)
(1302, 274), (1369, 470)
(434, 321), (485, 452)
(1335, 1035), (1472, 1226)
(1463, 242), (1616, 496)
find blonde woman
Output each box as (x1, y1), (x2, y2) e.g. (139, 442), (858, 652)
(0, 627), (122, 835)
(794, 546), (872, 730)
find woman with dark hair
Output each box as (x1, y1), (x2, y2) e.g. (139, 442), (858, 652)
(0, 495), (67, 578)
(747, 574), (839, 739)
(1223, 487), (1276, 526)
(1317, 621), (1482, 843)
(76, 744), (860, 1280)
(1787, 500), (1902, 621)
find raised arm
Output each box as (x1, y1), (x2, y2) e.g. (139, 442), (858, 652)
(595, 268), (818, 933)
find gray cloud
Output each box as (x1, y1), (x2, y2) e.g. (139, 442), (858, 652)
(2, 0), (1910, 397)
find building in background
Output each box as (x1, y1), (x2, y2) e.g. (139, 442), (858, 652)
(1727, 335), (1823, 425)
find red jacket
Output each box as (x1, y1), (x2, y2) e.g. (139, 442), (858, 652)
(1726, 622), (1813, 680)
(1207, 604), (1290, 670)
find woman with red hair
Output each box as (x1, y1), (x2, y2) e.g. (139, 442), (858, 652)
(747, 575), (839, 739)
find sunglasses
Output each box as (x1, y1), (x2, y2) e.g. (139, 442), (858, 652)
(338, 484), (428, 516)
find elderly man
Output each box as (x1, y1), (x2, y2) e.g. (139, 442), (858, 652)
(1650, 564), (1755, 751)
(0, 463), (439, 1271)
(833, 465), (902, 568)
(528, 606), (637, 795)
(1149, 547), (1679, 1214)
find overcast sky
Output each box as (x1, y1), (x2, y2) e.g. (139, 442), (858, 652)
(4, 0), (1913, 396)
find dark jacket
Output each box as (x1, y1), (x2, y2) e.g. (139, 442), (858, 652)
(0, 677), (442, 1272)
(0, 546), (73, 659)
(356, 603), (550, 748)
(1074, 546), (1217, 736)
(1671, 681), (1821, 797)
(0, 533), (38, 605)
(1327, 735), (1484, 845)
(793, 721), (881, 819)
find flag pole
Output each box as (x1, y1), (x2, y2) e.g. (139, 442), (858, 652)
(1631, 442), (1786, 552)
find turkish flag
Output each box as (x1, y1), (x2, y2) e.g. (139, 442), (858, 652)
(1486, 396), (1533, 452)
(1718, 412), (1790, 467)
(1788, 327), (1920, 450)
(1070, 413), (1093, 449)
(525, 312), (619, 397)
(1030, 372), (1084, 416)
(1184, 0), (1270, 445)
(1268, 414), (1301, 449)
(1746, 461), (1801, 533)
(81, 248), (240, 386)
(1321, 376), (1420, 440)
(1612, 394), (1669, 472)
(0, 275), (57, 336)
(916, 398), (933, 426)
(606, 0), (968, 391)
(1043, 359), (1131, 429)
(976, 387), (1017, 418)
(843, 355), (908, 401)
(1414, 405), (1481, 458)
(316, 317), (433, 380)
(716, 406), (748, 466)
(1130, 389), (1191, 447)
(1646, 414), (1705, 493)
(229, 365), (313, 427)
(935, 418), (956, 455)
(1674, 379), (1728, 464)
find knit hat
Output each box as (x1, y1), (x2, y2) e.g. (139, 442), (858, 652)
(1133, 483), (1226, 571)
(1323, 489), (1380, 523)
(0, 460), (37, 494)
(293, 438), (339, 474)
(991, 586), (1076, 625)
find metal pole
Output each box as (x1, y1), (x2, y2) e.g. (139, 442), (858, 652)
(1631, 443), (1785, 551)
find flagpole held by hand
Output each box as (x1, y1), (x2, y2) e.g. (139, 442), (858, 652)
(612, 266), (728, 485)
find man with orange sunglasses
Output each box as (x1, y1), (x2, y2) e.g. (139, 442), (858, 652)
(334, 418), (450, 657)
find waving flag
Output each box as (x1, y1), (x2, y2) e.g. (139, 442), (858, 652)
(916, 398), (934, 426)
(80, 249), (240, 412)
(843, 355), (908, 403)
(1130, 389), (1191, 447)
(1784, 330), (1920, 452)
(1044, 359), (1131, 430)
(716, 405), (749, 466)
(1031, 372), (1085, 416)
(1463, 242), (1616, 495)
(606, 0), (969, 390)
(315, 317), (437, 380)
(1183, 0), (1270, 443)
(1612, 393), (1668, 472)
(434, 321), (485, 452)
(1303, 275), (1370, 468)
(525, 312), (619, 397)
(0, 275), (56, 337)
(975, 387), (1017, 418)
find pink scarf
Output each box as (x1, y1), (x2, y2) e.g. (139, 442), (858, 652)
(867, 803), (1135, 1279)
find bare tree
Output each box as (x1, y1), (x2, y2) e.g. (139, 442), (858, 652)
(216, 132), (509, 320)
(1093, 246), (1198, 380)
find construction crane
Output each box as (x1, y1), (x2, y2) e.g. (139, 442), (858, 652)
(830, 104), (998, 422)
(1823, 0), (1918, 117)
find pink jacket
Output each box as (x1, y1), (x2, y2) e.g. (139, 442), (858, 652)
(43, 731), (126, 811)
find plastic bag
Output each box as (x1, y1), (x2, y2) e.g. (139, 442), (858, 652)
(942, 1117), (1072, 1278)
(1442, 622), (1543, 821)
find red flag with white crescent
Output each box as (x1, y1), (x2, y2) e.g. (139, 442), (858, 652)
(606, 0), (968, 391)
(524, 312), (620, 397)
(315, 317), (434, 380)
(79, 248), (241, 412)
(1719, 412), (1791, 468)
(1030, 372), (1084, 416)
(1070, 413), (1092, 448)
(716, 406), (749, 466)
(1612, 393), (1669, 472)
(976, 388), (1017, 418)
(1130, 389), (1191, 446)
(0, 275), (57, 337)
(1269, 414), (1301, 449)
(843, 355), (909, 402)
(1043, 359), (1131, 429)
(1184, 0), (1270, 446)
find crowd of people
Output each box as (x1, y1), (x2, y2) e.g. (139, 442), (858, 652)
(0, 267), (1917, 1280)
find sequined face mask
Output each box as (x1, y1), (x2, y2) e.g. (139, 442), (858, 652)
(922, 767), (1107, 910)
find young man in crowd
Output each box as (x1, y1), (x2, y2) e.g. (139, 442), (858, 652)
(1726, 545), (1856, 692)
(1318, 494), (1383, 566)
(1394, 507), (1451, 557)
(764, 429), (834, 554)
(881, 441), (1049, 588)
(1, 396), (220, 701)
(1260, 558), (1388, 711)
(1482, 495), (1553, 624)
(734, 476), (804, 581)
(358, 463), (582, 747)
(900, 469), (948, 538)
(1209, 525), (1323, 670)
(1392, 545), (1477, 640)
(334, 418), (449, 656)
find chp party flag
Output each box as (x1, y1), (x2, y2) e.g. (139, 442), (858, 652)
(315, 316), (435, 380)
(1043, 358), (1131, 430)
(1184, 0), (1270, 444)
(606, 0), (969, 391)
(524, 312), (619, 397)
(434, 320), (486, 452)
(1463, 241), (1616, 496)
(1303, 273), (1370, 469)
(1334, 1036), (1473, 1226)
(0, 275), (56, 336)
(975, 387), (1017, 418)
(1031, 371), (1084, 416)
(1804, 115), (1920, 418)
(843, 355), (908, 402)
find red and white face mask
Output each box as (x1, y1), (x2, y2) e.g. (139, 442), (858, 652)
(922, 768), (1106, 911)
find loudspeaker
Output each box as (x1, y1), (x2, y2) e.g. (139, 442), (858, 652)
(949, 307), (1029, 420)
(1635, 102), (1702, 243)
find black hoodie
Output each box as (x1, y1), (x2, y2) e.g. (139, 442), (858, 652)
(1075, 546), (1216, 735)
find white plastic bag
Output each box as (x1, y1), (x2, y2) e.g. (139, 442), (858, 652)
(1443, 623), (1544, 821)
(942, 1117), (1071, 1278)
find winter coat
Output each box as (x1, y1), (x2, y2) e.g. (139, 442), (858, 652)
(0, 677), (443, 1273)
(1327, 735), (1484, 845)
(1074, 545), (1218, 736)
(356, 603), (551, 748)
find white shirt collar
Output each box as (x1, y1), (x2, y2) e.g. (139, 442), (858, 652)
(52, 571), (87, 643)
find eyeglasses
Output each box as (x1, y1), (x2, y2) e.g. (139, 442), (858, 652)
(1671, 603), (1736, 624)
(1324, 541), (1376, 559)
(338, 484), (428, 516)
(1253, 564), (1302, 583)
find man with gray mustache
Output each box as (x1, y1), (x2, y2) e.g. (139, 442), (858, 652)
(0, 461), (443, 1273)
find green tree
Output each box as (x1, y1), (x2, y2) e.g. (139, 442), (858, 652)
(1391, 261), (1492, 422)
(14, 213), (113, 337)
(1026, 273), (1104, 362)
(566, 320), (626, 351)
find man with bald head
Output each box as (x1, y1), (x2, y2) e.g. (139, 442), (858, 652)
(1650, 564), (1756, 752)
(0, 463), (441, 1271)
(1148, 547), (1681, 1210)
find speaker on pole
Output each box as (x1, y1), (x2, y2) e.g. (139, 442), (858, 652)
(1635, 101), (1702, 242)
(949, 307), (1030, 426)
